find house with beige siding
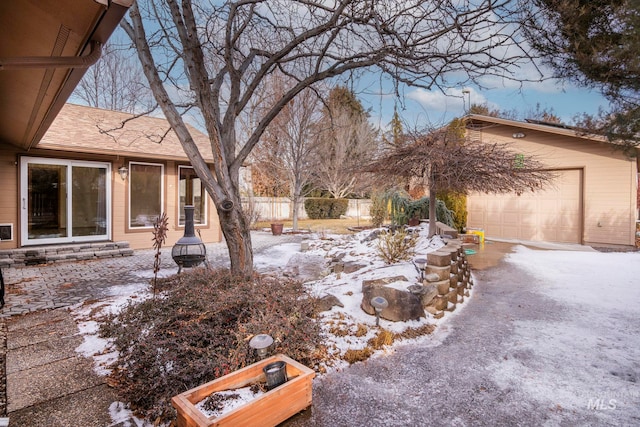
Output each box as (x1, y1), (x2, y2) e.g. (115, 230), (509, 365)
(0, 103), (222, 251)
(466, 115), (638, 248)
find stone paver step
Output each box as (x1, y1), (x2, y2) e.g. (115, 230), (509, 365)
(0, 241), (133, 267)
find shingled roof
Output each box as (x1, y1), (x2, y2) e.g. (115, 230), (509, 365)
(37, 103), (214, 161)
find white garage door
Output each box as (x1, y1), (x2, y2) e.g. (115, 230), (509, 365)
(467, 169), (582, 244)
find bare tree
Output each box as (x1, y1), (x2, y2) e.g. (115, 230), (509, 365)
(254, 79), (322, 230)
(313, 87), (379, 198)
(74, 41), (151, 113)
(367, 126), (555, 237)
(121, 0), (539, 276)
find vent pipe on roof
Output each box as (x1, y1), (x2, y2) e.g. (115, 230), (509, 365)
(0, 40), (102, 71)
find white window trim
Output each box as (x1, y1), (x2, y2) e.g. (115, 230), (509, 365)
(128, 161), (165, 229)
(20, 156), (112, 246)
(177, 165), (208, 227)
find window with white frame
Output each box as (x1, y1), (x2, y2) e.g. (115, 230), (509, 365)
(129, 162), (164, 228)
(178, 165), (207, 225)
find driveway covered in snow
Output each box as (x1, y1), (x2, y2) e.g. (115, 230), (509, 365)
(285, 243), (640, 426)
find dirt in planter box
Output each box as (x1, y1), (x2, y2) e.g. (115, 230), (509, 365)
(197, 383), (268, 418)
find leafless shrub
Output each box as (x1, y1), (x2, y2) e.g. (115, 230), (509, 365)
(151, 212), (169, 297)
(99, 268), (324, 423)
(376, 228), (417, 264)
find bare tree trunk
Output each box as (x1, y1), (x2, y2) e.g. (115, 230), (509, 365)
(217, 198), (253, 278)
(292, 183), (302, 231)
(292, 199), (300, 231)
(123, 2), (254, 276)
(428, 179), (438, 238)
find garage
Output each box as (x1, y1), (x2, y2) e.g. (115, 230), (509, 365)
(464, 114), (637, 248)
(468, 169), (583, 244)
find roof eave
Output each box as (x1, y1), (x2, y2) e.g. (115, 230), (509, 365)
(26, 2), (132, 151)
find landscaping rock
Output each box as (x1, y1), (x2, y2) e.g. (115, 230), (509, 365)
(425, 265), (450, 281)
(446, 289), (458, 304)
(343, 261), (367, 274)
(316, 294), (344, 312)
(361, 283), (425, 322)
(429, 295), (448, 311)
(360, 229), (383, 243)
(449, 274), (458, 288)
(425, 306), (445, 319)
(361, 276), (408, 289)
(424, 272), (441, 283)
(427, 251), (451, 267)
(284, 253), (327, 282)
(419, 284), (438, 307)
(435, 279), (451, 295)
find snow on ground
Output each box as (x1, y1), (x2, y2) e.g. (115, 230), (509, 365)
(69, 225), (640, 424)
(253, 226), (454, 368)
(73, 282), (151, 375)
(491, 246), (640, 416)
(71, 225), (452, 424)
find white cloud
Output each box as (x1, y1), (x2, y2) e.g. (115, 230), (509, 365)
(406, 87), (497, 112)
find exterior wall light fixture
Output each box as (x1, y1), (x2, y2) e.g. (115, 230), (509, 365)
(118, 165), (128, 180)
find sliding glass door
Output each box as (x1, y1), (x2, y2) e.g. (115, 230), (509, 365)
(21, 157), (111, 245)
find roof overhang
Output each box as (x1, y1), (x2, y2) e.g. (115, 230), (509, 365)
(0, 0), (132, 151)
(465, 114), (608, 143)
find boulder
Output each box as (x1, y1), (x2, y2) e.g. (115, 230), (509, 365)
(419, 284), (438, 307)
(360, 229), (384, 243)
(316, 294), (344, 312)
(284, 253), (327, 282)
(344, 261), (367, 274)
(361, 282), (425, 322)
(361, 276), (408, 289)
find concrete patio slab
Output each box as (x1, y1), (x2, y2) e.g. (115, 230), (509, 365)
(7, 355), (104, 412)
(7, 384), (118, 427)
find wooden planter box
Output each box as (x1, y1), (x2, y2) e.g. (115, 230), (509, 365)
(172, 354), (315, 427)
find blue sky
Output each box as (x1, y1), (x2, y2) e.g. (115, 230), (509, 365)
(353, 74), (610, 132)
(83, 13), (611, 135)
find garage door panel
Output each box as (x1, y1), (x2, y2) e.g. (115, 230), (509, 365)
(519, 214), (536, 226)
(503, 212), (519, 225)
(467, 169), (582, 244)
(556, 228), (579, 243)
(518, 225), (538, 240)
(502, 225), (519, 237)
